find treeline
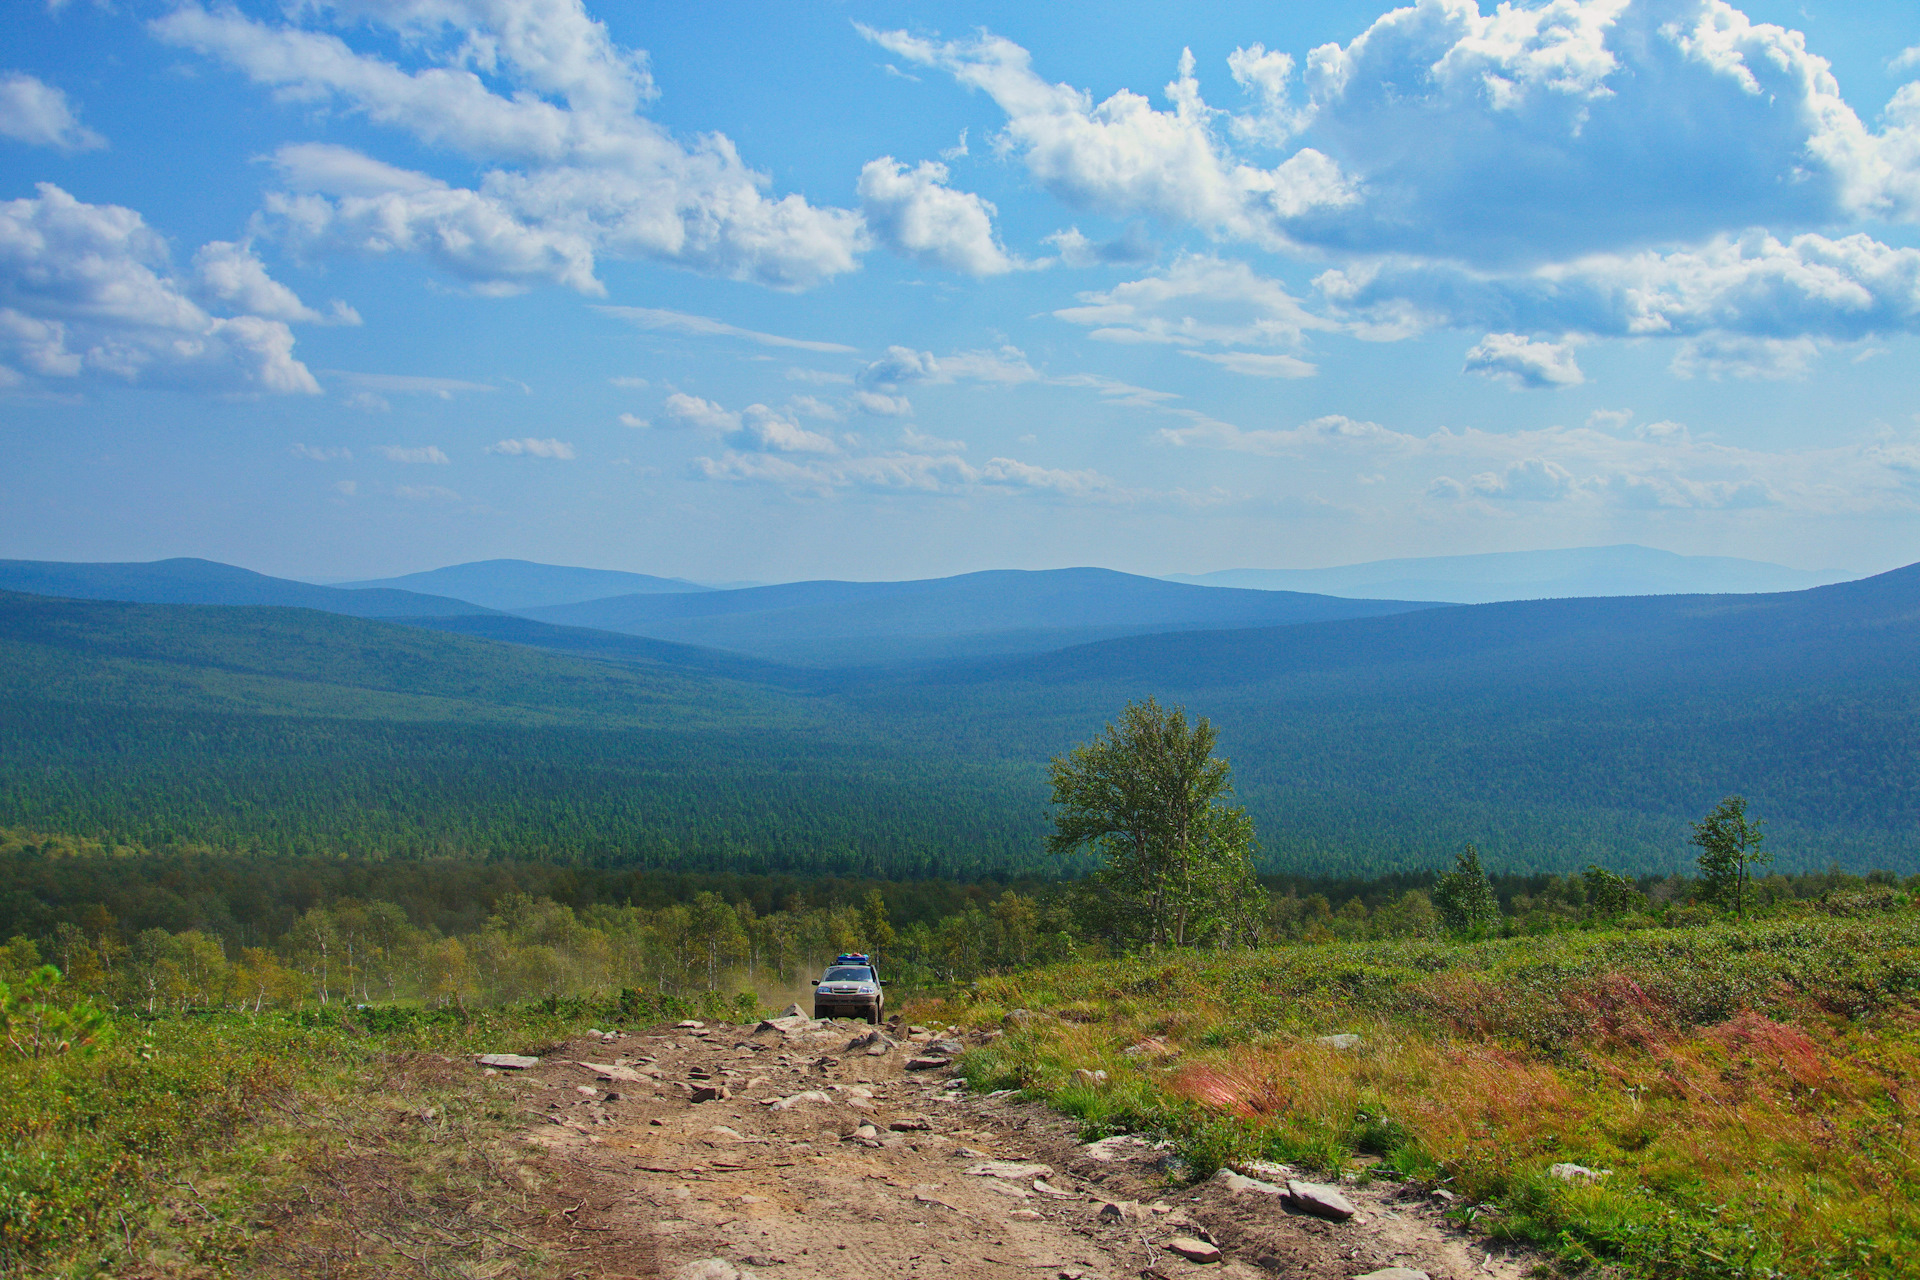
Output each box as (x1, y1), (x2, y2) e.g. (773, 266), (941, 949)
(5, 831), (1915, 1019)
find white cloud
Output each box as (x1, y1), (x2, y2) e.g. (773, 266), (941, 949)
(1587, 408), (1633, 429)
(1669, 333), (1821, 379)
(608, 375), (648, 388)
(193, 240), (357, 325)
(785, 366), (852, 385)
(788, 394), (844, 420)
(487, 437), (575, 458)
(864, 29), (1357, 250)
(1461, 457), (1577, 501)
(328, 371), (496, 398)
(857, 157), (1017, 275)
(1055, 254), (1327, 375)
(393, 483), (460, 501)
(853, 390), (912, 416)
(157, 3), (867, 292)
(901, 424), (965, 452)
(291, 443), (351, 460)
(663, 392), (836, 453)
(1894, 47), (1920, 75)
(345, 391), (390, 412)
(872, 5), (1920, 267)
(373, 444), (450, 464)
(1182, 350), (1316, 378)
(0, 184), (320, 393)
(858, 344), (1039, 389)
(333, 479), (357, 496)
(1463, 333), (1584, 388)
(594, 305), (854, 352)
(693, 446), (1137, 502)
(617, 412), (649, 428)
(0, 73), (104, 151)
(1042, 225), (1156, 268)
(1636, 419), (1689, 444)
(1318, 230), (1920, 355)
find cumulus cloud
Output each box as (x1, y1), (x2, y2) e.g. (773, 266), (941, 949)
(858, 344), (1039, 390)
(1042, 225), (1157, 268)
(0, 184), (320, 393)
(487, 437), (575, 458)
(873, 4), (1920, 266)
(373, 444), (450, 463)
(594, 304), (854, 352)
(1055, 255), (1321, 347)
(1669, 333), (1821, 379)
(617, 412), (648, 427)
(863, 29), (1357, 250)
(857, 157), (1017, 274)
(0, 73), (104, 151)
(853, 390), (912, 417)
(663, 391), (836, 453)
(1463, 333), (1584, 388)
(1318, 230), (1920, 359)
(291, 443), (350, 460)
(193, 240), (358, 324)
(156, 2), (867, 292)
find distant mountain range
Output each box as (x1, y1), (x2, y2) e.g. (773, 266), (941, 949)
(1166, 544), (1850, 603)
(0, 557), (489, 618)
(335, 559), (709, 610)
(520, 568), (1435, 666)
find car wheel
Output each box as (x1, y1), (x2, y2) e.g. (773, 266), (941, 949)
(813, 1006), (826, 1020)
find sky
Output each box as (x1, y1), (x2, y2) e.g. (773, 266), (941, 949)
(3, 0), (1920, 583)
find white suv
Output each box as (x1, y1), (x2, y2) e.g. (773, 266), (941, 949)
(812, 959), (884, 1023)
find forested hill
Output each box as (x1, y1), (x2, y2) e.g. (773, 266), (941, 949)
(4, 564), (1920, 878)
(851, 564), (1920, 874)
(0, 591), (1052, 876)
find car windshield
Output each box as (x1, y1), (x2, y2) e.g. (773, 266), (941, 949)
(823, 967), (872, 982)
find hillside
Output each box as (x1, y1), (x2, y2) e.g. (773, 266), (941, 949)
(523, 566), (1436, 665)
(336, 558), (710, 609)
(1169, 543), (1851, 602)
(5, 565), (1920, 877)
(855, 566), (1920, 873)
(0, 557), (491, 618)
(0, 591), (1048, 874)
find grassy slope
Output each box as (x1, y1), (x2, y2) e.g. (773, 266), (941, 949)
(924, 913), (1920, 1278)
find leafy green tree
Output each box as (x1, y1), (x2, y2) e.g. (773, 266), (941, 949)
(1048, 698), (1259, 949)
(1432, 845), (1501, 935)
(1581, 865), (1637, 919)
(1690, 795), (1769, 917)
(0, 966), (111, 1058)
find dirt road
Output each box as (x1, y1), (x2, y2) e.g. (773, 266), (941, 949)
(495, 1015), (1532, 1280)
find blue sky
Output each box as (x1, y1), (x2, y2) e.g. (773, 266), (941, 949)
(3, 0), (1919, 583)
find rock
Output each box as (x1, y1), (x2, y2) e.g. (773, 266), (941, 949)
(768, 1090), (833, 1111)
(1287, 1180), (1358, 1221)
(1429, 1189), (1457, 1204)
(966, 1161), (1055, 1180)
(1032, 1178), (1074, 1198)
(576, 1060), (646, 1083)
(677, 1020), (706, 1030)
(691, 1084), (731, 1103)
(930, 1039), (964, 1055)
(1239, 1160), (1294, 1181)
(1549, 1163), (1608, 1183)
(1002, 1009), (1035, 1028)
(1211, 1168), (1285, 1196)
(710, 1126), (747, 1141)
(1353, 1270), (1430, 1280)
(1096, 1200), (1145, 1223)
(849, 1123), (880, 1141)
(1166, 1237), (1222, 1263)
(1007, 1208), (1042, 1220)
(756, 1015), (812, 1035)
(847, 1030), (898, 1055)
(1121, 1037), (1173, 1057)
(475, 1053), (540, 1069)
(781, 1003), (806, 1018)
(1316, 1033), (1364, 1051)
(1069, 1068), (1107, 1088)
(1081, 1134), (1161, 1163)
(677, 1261), (757, 1280)
(905, 1056), (953, 1072)
(889, 1117), (933, 1132)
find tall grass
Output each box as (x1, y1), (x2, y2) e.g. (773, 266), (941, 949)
(918, 914), (1920, 1279)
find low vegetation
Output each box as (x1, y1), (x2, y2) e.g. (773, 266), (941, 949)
(927, 911), (1920, 1279)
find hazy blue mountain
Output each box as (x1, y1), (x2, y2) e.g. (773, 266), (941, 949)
(0, 558), (492, 618)
(521, 567), (1438, 666)
(1165, 544), (1851, 603)
(338, 558), (710, 610)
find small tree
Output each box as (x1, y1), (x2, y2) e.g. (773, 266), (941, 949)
(1690, 795), (1769, 917)
(1581, 865), (1638, 920)
(1432, 845), (1501, 936)
(1048, 698), (1259, 949)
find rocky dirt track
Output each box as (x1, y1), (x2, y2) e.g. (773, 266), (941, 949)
(494, 1014), (1533, 1280)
